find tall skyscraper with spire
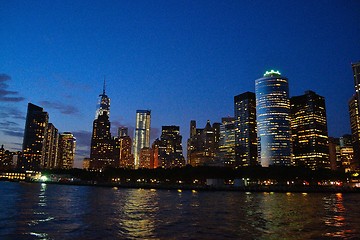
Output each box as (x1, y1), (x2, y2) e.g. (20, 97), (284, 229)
(90, 80), (115, 169)
(95, 78), (110, 119)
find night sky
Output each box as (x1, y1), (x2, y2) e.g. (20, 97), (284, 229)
(1, 0), (360, 168)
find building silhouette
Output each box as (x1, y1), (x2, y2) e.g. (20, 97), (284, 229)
(133, 110), (151, 168)
(187, 120), (220, 166)
(0, 145), (15, 170)
(57, 132), (76, 169)
(157, 126), (185, 168)
(255, 70), (292, 167)
(20, 103), (49, 170)
(234, 92), (257, 167)
(290, 90), (330, 169)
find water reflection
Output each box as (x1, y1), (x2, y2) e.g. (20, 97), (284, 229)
(2, 182), (360, 239)
(115, 188), (159, 239)
(323, 193), (351, 238)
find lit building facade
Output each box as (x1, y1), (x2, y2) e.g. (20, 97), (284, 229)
(255, 70), (292, 167)
(290, 90), (330, 169)
(95, 79), (110, 119)
(138, 147), (152, 169)
(218, 117), (236, 167)
(0, 145), (15, 170)
(329, 137), (341, 170)
(187, 120), (220, 166)
(349, 61), (360, 170)
(116, 129), (134, 169)
(158, 126), (185, 168)
(234, 92), (257, 167)
(42, 123), (59, 169)
(133, 110), (151, 168)
(20, 103), (49, 170)
(57, 132), (76, 169)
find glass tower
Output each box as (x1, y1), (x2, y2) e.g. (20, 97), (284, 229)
(255, 70), (292, 167)
(134, 110), (151, 168)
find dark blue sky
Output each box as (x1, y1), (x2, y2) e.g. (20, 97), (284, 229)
(1, 0), (360, 167)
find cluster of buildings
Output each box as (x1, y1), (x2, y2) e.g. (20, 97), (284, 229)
(1, 62), (359, 173)
(187, 64), (360, 172)
(83, 83), (185, 170)
(0, 103), (76, 171)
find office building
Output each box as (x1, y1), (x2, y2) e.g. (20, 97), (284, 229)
(116, 129), (134, 169)
(57, 132), (76, 169)
(234, 92), (257, 167)
(118, 127), (128, 137)
(133, 110), (151, 168)
(42, 123), (59, 169)
(255, 70), (292, 167)
(218, 117), (236, 167)
(90, 84), (115, 169)
(158, 126), (185, 168)
(0, 145), (15, 170)
(187, 120), (220, 166)
(20, 103), (49, 170)
(290, 90), (330, 169)
(139, 147), (153, 169)
(329, 137), (341, 170)
(339, 134), (353, 172)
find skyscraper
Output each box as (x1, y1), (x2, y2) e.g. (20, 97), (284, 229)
(187, 120), (220, 166)
(255, 70), (292, 167)
(218, 117), (236, 167)
(20, 103), (49, 170)
(43, 123), (59, 169)
(290, 90), (330, 169)
(349, 61), (360, 170)
(133, 110), (151, 168)
(349, 95), (360, 170)
(95, 79), (110, 119)
(115, 128), (134, 169)
(158, 126), (185, 168)
(90, 83), (115, 169)
(57, 132), (76, 169)
(234, 92), (257, 167)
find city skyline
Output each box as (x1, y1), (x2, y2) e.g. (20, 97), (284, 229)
(1, 1), (360, 168)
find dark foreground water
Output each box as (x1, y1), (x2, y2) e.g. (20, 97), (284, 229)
(0, 182), (359, 240)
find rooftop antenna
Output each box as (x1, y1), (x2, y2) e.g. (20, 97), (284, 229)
(103, 76), (106, 95)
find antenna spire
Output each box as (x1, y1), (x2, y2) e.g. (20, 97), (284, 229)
(103, 76), (106, 95)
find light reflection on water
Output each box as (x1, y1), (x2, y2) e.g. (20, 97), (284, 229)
(0, 182), (359, 239)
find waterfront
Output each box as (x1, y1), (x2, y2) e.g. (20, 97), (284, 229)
(0, 181), (359, 239)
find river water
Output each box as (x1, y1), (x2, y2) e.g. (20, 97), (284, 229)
(0, 181), (359, 239)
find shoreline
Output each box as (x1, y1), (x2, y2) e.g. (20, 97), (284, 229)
(4, 180), (360, 193)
